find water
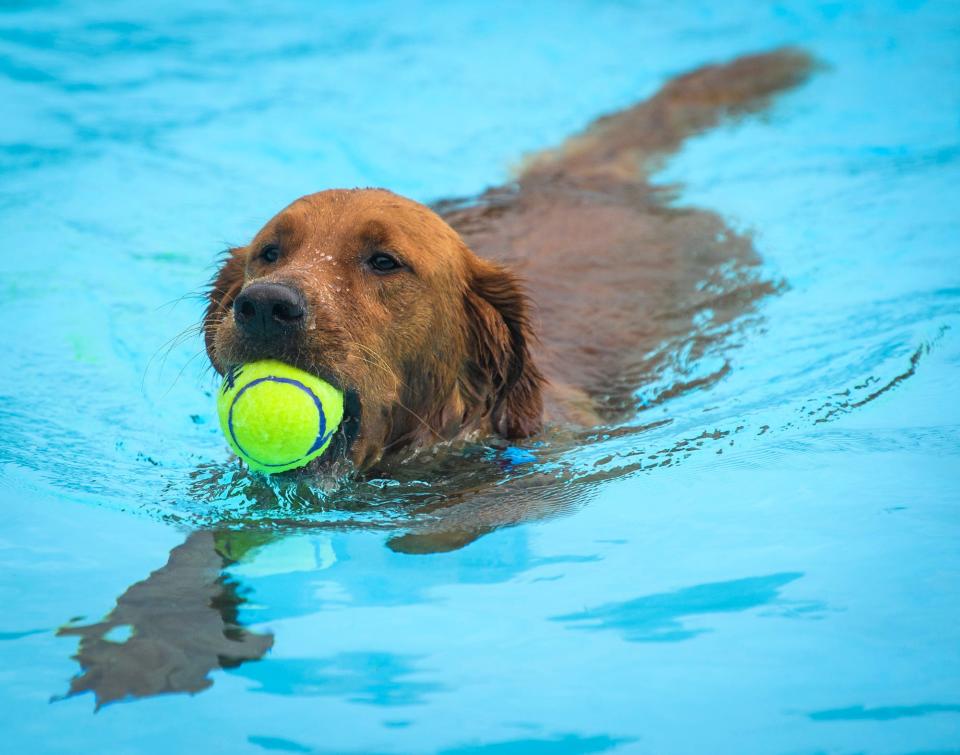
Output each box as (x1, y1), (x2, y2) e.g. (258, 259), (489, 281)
(1, 0), (959, 752)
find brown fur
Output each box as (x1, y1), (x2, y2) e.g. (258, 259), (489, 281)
(204, 48), (812, 472)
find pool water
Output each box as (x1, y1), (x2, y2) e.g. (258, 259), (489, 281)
(2, 1), (959, 752)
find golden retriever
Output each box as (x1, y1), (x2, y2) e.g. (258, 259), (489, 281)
(63, 49), (814, 708)
(203, 49), (811, 475)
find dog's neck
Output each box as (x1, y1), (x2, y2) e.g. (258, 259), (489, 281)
(349, 348), (518, 471)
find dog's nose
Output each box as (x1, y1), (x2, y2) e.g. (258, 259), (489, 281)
(233, 282), (306, 339)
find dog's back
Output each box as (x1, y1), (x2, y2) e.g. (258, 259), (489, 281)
(440, 49), (813, 423)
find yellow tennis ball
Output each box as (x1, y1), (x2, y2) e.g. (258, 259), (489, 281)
(216, 360), (344, 474)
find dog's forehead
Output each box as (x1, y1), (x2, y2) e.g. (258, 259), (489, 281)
(259, 190), (464, 274)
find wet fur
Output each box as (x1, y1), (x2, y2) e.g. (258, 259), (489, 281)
(204, 49), (813, 472)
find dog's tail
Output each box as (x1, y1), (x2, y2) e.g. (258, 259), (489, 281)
(520, 48), (815, 183)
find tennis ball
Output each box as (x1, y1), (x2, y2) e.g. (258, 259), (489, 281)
(216, 360), (344, 474)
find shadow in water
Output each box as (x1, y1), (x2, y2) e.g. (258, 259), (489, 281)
(57, 531), (274, 708)
(437, 734), (634, 755)
(244, 732), (633, 755)
(55, 524), (553, 708)
(807, 703), (960, 722)
(552, 572), (804, 642)
(231, 653), (445, 705)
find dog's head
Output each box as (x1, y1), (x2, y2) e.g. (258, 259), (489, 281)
(204, 189), (543, 471)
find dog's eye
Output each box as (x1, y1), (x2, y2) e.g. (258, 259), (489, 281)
(367, 252), (403, 274)
(259, 244), (280, 263)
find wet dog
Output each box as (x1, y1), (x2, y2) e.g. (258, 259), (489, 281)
(62, 50), (814, 707)
(204, 49), (812, 473)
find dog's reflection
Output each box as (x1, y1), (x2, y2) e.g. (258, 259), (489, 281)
(55, 500), (552, 708)
(58, 530), (274, 707)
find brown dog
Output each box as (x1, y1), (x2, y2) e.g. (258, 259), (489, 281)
(61, 50), (816, 709)
(204, 49), (812, 473)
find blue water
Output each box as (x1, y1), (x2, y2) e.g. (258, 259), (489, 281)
(2, 1), (959, 752)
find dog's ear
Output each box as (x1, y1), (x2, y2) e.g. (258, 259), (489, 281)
(204, 247), (245, 370)
(463, 257), (544, 438)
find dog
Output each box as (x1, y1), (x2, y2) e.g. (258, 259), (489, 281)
(63, 50), (813, 707)
(204, 48), (812, 474)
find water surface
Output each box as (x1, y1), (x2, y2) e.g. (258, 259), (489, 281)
(1, 1), (958, 752)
